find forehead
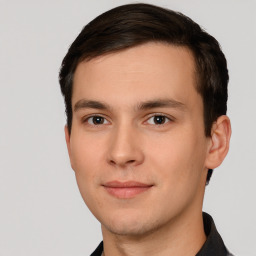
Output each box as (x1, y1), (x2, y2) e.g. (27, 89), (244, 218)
(72, 42), (199, 108)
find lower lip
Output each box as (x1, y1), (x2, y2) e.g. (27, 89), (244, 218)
(104, 186), (152, 199)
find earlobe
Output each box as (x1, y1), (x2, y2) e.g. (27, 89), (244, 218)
(205, 115), (231, 169)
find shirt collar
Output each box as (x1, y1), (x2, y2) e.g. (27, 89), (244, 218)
(196, 212), (231, 255)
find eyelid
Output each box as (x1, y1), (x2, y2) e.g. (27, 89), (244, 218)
(82, 114), (111, 125)
(146, 112), (175, 120)
(81, 113), (174, 125)
(144, 113), (174, 125)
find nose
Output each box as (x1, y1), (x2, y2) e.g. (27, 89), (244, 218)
(107, 125), (144, 168)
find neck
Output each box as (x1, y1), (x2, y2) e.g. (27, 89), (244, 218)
(102, 208), (206, 256)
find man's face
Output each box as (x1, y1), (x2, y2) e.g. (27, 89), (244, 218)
(66, 43), (211, 236)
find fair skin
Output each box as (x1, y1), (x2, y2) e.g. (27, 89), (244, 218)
(65, 42), (231, 256)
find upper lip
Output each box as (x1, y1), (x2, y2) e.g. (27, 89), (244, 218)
(103, 181), (153, 188)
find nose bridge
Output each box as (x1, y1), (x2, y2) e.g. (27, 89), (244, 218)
(107, 120), (144, 167)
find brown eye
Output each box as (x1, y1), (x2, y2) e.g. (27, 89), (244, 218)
(93, 116), (104, 124)
(147, 115), (170, 125)
(87, 116), (108, 125)
(153, 116), (166, 125)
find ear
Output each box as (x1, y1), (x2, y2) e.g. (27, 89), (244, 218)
(64, 125), (72, 161)
(205, 115), (231, 169)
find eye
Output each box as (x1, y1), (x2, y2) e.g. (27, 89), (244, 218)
(86, 116), (109, 125)
(146, 115), (171, 125)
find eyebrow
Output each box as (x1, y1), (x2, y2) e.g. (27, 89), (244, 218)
(74, 98), (186, 112)
(74, 100), (111, 112)
(136, 99), (185, 111)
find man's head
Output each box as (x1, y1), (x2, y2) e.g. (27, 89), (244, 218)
(59, 3), (229, 183)
(59, 3), (231, 238)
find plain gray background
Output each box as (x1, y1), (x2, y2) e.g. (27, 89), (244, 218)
(0, 0), (255, 255)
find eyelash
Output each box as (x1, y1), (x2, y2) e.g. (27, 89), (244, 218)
(83, 115), (110, 126)
(82, 113), (173, 126)
(146, 114), (172, 125)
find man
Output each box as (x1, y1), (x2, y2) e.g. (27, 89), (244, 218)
(59, 3), (232, 256)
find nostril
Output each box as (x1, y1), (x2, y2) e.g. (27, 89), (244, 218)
(109, 159), (136, 165)
(110, 160), (116, 165)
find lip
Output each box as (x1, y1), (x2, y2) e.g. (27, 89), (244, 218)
(102, 181), (153, 199)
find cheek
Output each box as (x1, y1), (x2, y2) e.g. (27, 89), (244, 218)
(70, 130), (105, 172)
(145, 130), (206, 191)
(69, 132), (106, 198)
(70, 135), (106, 215)
(143, 134), (206, 219)
(146, 130), (196, 169)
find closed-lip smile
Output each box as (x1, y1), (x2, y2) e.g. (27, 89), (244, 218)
(102, 180), (153, 199)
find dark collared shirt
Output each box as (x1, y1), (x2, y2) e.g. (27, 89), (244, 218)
(90, 212), (233, 256)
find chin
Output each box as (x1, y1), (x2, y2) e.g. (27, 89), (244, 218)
(101, 212), (162, 237)
(103, 222), (152, 237)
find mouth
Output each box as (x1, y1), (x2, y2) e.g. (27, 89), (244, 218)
(102, 181), (153, 199)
